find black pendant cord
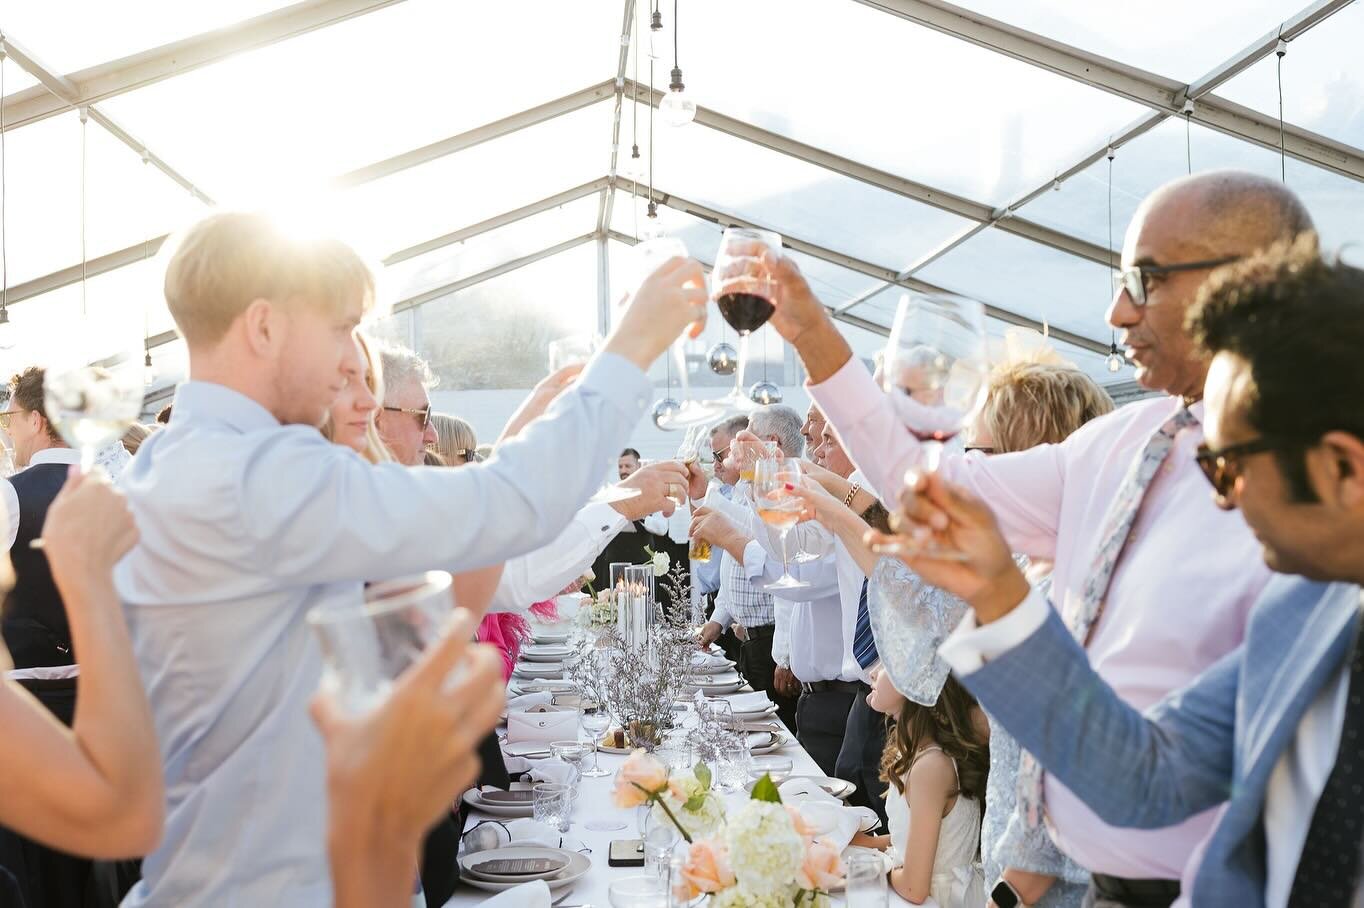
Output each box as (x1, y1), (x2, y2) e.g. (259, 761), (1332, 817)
(673, 0), (680, 69)
(1185, 110), (1192, 174)
(1108, 148), (1119, 360)
(1276, 32), (1288, 182)
(80, 108), (88, 319)
(647, 51), (656, 217)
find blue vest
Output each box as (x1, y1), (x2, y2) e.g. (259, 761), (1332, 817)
(2, 462), (72, 669)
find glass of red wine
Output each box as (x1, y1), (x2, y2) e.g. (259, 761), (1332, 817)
(711, 227), (782, 413)
(877, 292), (989, 558)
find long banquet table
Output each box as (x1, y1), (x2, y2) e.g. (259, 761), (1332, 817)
(443, 704), (912, 907)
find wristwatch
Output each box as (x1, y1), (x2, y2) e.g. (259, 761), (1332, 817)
(991, 879), (1023, 908)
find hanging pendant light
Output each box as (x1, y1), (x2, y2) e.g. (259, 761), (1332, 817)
(707, 342), (738, 376)
(1104, 146), (1124, 375)
(659, 0), (696, 126)
(1106, 337), (1124, 373)
(748, 381), (781, 405)
(651, 397), (682, 429)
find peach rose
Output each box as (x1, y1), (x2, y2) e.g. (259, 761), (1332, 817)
(612, 749), (669, 808)
(796, 837), (845, 892)
(680, 839), (737, 896)
(786, 804), (815, 838)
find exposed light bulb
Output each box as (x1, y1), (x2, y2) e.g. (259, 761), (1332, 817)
(660, 66), (696, 126)
(144, 349), (159, 387)
(1105, 341), (1124, 373)
(0, 308), (15, 351)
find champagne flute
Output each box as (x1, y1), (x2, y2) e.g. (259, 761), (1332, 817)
(711, 227), (782, 415)
(878, 292), (989, 558)
(685, 436), (714, 563)
(632, 238), (723, 431)
(752, 456), (809, 591)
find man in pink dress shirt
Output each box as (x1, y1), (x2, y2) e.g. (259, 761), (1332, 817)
(747, 171), (1314, 908)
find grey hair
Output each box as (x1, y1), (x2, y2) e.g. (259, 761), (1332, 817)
(375, 342), (437, 402)
(749, 404), (805, 458)
(710, 414), (750, 440)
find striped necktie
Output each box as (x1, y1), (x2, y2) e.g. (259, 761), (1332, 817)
(853, 579), (878, 670)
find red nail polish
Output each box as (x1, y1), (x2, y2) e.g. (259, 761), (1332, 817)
(784, 482), (795, 490)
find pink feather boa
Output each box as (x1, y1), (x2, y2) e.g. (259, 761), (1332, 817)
(477, 600), (561, 681)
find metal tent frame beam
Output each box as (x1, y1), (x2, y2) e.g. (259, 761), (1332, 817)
(0, 0), (406, 132)
(614, 178), (1107, 354)
(621, 79), (1112, 267)
(852, 0), (1364, 181)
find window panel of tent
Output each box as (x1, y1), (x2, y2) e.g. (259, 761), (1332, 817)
(1017, 117), (1364, 257)
(1215, 2), (1364, 152)
(628, 106), (975, 271)
(0, 110), (207, 287)
(952, 0), (1311, 83)
(630, 0), (1146, 207)
(98, 0), (619, 202)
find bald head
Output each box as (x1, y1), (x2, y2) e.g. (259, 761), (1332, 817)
(1110, 170), (1315, 400)
(1138, 170), (1314, 259)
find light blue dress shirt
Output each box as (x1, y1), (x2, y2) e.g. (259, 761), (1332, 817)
(114, 353), (650, 907)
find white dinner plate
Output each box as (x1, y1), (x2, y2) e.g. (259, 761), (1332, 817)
(750, 732), (793, 755)
(751, 775), (857, 801)
(461, 788), (535, 818)
(522, 644), (573, 662)
(513, 662), (564, 679)
(530, 630), (571, 645)
(508, 679), (577, 696)
(458, 847), (590, 892)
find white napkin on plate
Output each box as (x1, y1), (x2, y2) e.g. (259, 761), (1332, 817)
(780, 778), (839, 803)
(504, 818), (561, 848)
(690, 652), (730, 670)
(726, 691), (773, 713)
(505, 691), (553, 712)
(527, 757), (580, 786)
(475, 878), (552, 908)
(796, 801), (880, 853)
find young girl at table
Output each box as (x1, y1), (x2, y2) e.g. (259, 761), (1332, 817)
(859, 665), (989, 907)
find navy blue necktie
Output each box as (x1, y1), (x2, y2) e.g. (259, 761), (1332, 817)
(853, 579), (878, 670)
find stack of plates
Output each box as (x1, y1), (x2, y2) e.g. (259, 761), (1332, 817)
(746, 730), (792, 755)
(512, 661), (564, 679)
(461, 786), (536, 818)
(691, 671), (744, 695)
(530, 630), (571, 645)
(522, 643), (573, 662)
(458, 846), (591, 893)
(508, 678), (577, 697)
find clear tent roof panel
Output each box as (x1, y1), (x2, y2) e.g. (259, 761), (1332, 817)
(627, 102), (976, 271)
(96, 0), (620, 203)
(380, 194), (599, 308)
(633, 0), (1148, 206)
(1215, 1), (1364, 151)
(0, 109), (207, 286)
(1017, 117), (1364, 257)
(953, 0), (1313, 83)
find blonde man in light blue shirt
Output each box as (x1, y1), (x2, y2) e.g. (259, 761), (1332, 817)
(114, 211), (707, 907)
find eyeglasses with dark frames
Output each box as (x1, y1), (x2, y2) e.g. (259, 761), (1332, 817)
(1113, 256), (1243, 308)
(0, 409), (23, 431)
(1194, 435), (1301, 500)
(383, 404), (432, 431)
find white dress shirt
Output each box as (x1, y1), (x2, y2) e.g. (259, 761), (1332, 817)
(115, 353), (650, 908)
(1, 446), (82, 552)
(487, 502), (629, 613)
(945, 587), (1360, 908)
(812, 360), (1270, 879)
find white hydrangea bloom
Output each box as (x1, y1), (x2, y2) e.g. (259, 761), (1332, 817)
(724, 801), (804, 893)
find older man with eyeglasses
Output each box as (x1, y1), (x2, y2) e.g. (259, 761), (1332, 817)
(760, 170), (1317, 908)
(374, 345), (437, 467)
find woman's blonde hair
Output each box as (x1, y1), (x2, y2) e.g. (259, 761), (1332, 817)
(430, 413), (481, 465)
(980, 360), (1115, 454)
(321, 333), (393, 464)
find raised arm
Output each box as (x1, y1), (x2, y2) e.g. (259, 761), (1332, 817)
(0, 470), (163, 857)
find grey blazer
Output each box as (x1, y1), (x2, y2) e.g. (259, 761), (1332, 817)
(962, 574), (1361, 907)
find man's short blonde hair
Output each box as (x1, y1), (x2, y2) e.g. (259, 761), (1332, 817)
(164, 211), (375, 346)
(981, 361), (1115, 454)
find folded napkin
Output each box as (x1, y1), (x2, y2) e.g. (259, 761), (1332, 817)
(780, 778), (839, 803)
(795, 800), (881, 854)
(505, 818), (561, 848)
(690, 652), (730, 670)
(527, 757), (580, 787)
(477, 879), (551, 908)
(726, 691), (774, 713)
(505, 691), (553, 713)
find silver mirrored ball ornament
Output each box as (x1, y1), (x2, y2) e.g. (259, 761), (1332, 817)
(748, 380), (782, 406)
(651, 397), (682, 430)
(707, 342), (738, 376)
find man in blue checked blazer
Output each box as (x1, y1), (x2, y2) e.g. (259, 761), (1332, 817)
(884, 241), (1364, 907)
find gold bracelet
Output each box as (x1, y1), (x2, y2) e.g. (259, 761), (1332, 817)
(843, 483), (861, 509)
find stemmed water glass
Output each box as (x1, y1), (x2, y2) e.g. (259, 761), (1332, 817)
(710, 227), (783, 415)
(634, 237), (725, 430)
(579, 699), (613, 779)
(877, 292), (989, 557)
(752, 457), (809, 591)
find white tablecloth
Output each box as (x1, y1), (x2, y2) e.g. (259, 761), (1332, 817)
(444, 715), (911, 907)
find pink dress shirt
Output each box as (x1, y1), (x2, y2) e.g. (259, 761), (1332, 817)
(809, 358), (1270, 879)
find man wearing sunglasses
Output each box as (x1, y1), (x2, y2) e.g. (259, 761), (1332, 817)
(765, 170), (1314, 908)
(375, 345), (438, 467)
(910, 239), (1364, 908)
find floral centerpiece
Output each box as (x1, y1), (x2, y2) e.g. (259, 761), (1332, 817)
(612, 751), (846, 906)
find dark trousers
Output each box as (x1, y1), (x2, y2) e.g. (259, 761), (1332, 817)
(834, 683), (889, 830)
(1083, 874), (1180, 908)
(795, 688), (857, 777)
(736, 625), (798, 733)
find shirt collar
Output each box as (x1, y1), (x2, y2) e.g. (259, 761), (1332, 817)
(28, 447), (81, 467)
(170, 381), (282, 434)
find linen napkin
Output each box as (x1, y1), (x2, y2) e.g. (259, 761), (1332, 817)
(725, 691), (774, 713)
(505, 691), (554, 713)
(527, 757), (580, 786)
(505, 819), (561, 848)
(690, 652), (731, 672)
(474, 879), (551, 908)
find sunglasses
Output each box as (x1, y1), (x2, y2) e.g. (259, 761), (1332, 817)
(0, 409), (21, 431)
(383, 404), (432, 431)
(712, 446), (730, 463)
(1113, 256), (1242, 308)
(1194, 436), (1298, 500)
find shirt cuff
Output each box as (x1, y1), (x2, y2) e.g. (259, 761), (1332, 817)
(937, 586), (1050, 676)
(742, 539), (767, 580)
(807, 357), (885, 433)
(578, 501), (629, 537)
